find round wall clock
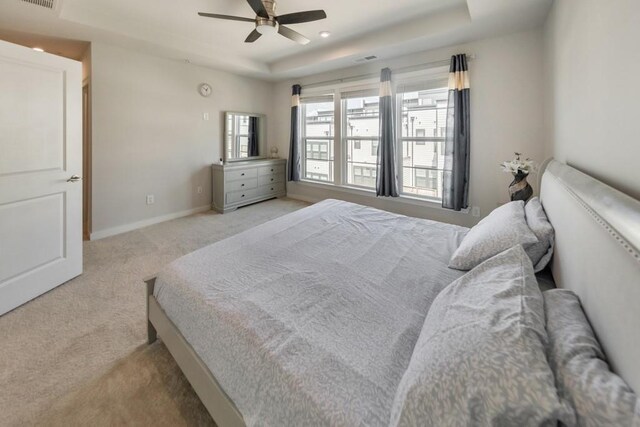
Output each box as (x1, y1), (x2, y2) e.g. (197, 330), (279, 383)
(199, 83), (212, 97)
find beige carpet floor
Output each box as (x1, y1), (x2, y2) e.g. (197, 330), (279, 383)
(0, 198), (309, 427)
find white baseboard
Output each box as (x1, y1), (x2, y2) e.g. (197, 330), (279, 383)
(90, 205), (212, 240)
(286, 192), (321, 204)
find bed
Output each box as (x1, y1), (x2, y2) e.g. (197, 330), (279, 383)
(145, 159), (640, 426)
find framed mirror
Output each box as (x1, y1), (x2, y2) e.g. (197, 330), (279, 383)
(224, 112), (266, 162)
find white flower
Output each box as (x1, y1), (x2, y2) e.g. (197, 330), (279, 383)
(501, 153), (536, 175)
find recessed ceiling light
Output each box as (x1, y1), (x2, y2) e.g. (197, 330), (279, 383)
(319, 31), (331, 38)
(32, 47), (44, 52)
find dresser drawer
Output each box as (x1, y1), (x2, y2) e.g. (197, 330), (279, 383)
(257, 182), (285, 197)
(226, 177), (257, 192)
(258, 164), (285, 176)
(258, 173), (284, 186)
(226, 168), (257, 182)
(226, 188), (258, 204)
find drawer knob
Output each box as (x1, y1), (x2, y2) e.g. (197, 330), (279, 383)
(271, 187), (274, 191)
(241, 194), (245, 197)
(241, 173), (245, 176)
(270, 169), (273, 172)
(270, 178), (274, 181)
(241, 183), (245, 187)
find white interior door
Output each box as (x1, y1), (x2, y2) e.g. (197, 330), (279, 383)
(0, 40), (82, 316)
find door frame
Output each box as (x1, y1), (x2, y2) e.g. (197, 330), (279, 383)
(82, 79), (92, 240)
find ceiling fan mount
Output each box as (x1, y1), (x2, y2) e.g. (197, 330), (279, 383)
(198, 0), (327, 45)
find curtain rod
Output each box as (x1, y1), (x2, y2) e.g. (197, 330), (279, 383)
(302, 54), (475, 90)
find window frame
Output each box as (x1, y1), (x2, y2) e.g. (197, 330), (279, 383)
(341, 86), (380, 190)
(297, 74), (450, 203)
(395, 81), (449, 201)
(300, 93), (336, 183)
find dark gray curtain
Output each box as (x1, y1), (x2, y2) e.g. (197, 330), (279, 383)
(376, 68), (399, 197)
(248, 116), (259, 157)
(288, 84), (302, 181)
(442, 54), (470, 211)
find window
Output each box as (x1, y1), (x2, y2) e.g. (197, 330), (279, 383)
(343, 91), (379, 189)
(414, 167), (439, 192)
(371, 141), (379, 157)
(307, 172), (329, 181)
(398, 85), (448, 199)
(301, 95), (334, 182)
(353, 165), (377, 187)
(226, 115), (250, 159)
(298, 78), (448, 202)
(306, 140), (329, 160)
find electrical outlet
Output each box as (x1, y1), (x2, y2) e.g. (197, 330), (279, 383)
(471, 206), (481, 217)
(146, 194), (155, 205)
(197, 186), (203, 194)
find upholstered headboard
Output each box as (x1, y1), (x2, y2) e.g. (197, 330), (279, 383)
(539, 159), (640, 393)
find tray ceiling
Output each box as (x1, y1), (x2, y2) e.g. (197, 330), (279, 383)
(0, 0), (552, 80)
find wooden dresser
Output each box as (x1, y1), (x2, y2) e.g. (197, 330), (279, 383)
(211, 159), (287, 213)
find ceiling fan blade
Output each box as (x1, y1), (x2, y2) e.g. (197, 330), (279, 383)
(246, 0), (269, 18)
(198, 12), (255, 23)
(278, 25), (310, 45)
(276, 10), (327, 25)
(245, 29), (262, 43)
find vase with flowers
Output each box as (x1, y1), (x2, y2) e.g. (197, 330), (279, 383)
(501, 152), (535, 202)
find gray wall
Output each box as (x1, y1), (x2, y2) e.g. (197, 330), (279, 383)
(272, 29), (546, 227)
(544, 0), (640, 200)
(90, 43), (272, 236)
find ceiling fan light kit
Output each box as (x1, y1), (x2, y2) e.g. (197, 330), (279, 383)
(198, 0), (327, 45)
(255, 18), (278, 35)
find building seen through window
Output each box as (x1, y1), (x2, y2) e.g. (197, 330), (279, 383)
(299, 85), (448, 200)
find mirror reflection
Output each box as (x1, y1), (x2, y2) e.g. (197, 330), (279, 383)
(225, 112), (264, 161)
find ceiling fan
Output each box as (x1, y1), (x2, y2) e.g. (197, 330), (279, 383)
(198, 0), (327, 45)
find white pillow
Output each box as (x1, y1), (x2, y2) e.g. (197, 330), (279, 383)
(525, 197), (555, 272)
(449, 201), (538, 270)
(543, 290), (640, 426)
(390, 246), (575, 426)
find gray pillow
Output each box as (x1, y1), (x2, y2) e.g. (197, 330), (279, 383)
(449, 201), (539, 270)
(543, 289), (640, 426)
(391, 246), (575, 427)
(525, 197), (555, 272)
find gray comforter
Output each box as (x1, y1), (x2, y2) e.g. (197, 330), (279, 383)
(154, 199), (467, 426)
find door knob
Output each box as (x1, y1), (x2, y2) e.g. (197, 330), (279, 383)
(67, 175), (82, 183)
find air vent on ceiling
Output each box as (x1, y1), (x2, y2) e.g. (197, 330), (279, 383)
(19, 0), (55, 9)
(354, 55), (378, 63)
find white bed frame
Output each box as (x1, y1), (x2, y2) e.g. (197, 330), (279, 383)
(145, 277), (246, 427)
(539, 159), (640, 392)
(145, 159), (640, 426)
